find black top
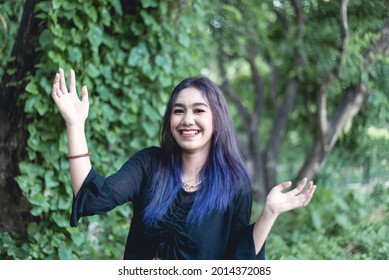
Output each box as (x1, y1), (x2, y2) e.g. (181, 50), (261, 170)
(70, 147), (265, 259)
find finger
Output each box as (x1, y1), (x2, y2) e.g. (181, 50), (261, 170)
(59, 68), (68, 94)
(303, 184), (316, 206)
(69, 69), (77, 94)
(289, 178), (307, 196)
(273, 181), (292, 192)
(51, 73), (60, 98)
(81, 85), (89, 103)
(51, 84), (58, 100)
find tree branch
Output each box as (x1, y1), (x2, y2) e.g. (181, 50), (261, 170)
(340, 0), (349, 48)
(269, 62), (279, 106)
(247, 43), (265, 122)
(0, 0), (42, 233)
(365, 18), (389, 64)
(296, 16), (389, 181)
(263, 0), (306, 190)
(216, 50), (252, 126)
(291, 0), (304, 39)
(317, 0), (349, 152)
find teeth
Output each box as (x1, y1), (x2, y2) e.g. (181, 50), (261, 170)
(182, 130), (198, 135)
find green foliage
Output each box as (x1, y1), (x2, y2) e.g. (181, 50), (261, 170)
(1, 0), (210, 259)
(208, 0), (389, 171)
(0, 0), (24, 77)
(252, 182), (389, 259)
(1, 0), (388, 261)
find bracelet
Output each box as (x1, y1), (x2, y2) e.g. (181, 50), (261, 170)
(67, 152), (91, 159)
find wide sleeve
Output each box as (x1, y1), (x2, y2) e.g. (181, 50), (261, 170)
(70, 147), (157, 227)
(226, 185), (266, 260)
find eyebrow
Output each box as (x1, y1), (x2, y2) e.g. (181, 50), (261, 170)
(173, 102), (209, 108)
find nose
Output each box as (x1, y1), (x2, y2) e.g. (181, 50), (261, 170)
(181, 112), (195, 126)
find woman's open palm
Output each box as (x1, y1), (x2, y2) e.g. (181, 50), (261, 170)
(51, 68), (89, 126)
(265, 178), (316, 216)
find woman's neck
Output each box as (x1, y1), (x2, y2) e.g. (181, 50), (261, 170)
(181, 151), (208, 181)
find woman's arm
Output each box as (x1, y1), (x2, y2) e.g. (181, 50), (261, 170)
(51, 68), (91, 196)
(253, 178), (316, 254)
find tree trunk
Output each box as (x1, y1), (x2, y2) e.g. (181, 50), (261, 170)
(296, 84), (368, 180)
(296, 19), (389, 182)
(264, 78), (300, 192)
(0, 0), (43, 233)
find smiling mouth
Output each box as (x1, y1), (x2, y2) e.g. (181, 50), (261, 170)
(180, 129), (200, 136)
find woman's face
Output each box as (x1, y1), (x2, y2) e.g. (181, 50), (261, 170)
(170, 87), (214, 155)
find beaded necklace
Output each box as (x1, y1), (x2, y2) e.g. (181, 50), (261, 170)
(182, 178), (202, 192)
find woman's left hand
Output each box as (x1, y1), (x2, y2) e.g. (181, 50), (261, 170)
(264, 178), (316, 217)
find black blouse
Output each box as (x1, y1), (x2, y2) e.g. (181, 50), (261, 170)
(70, 147), (265, 259)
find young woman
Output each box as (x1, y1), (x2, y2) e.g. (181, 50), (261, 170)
(51, 68), (316, 259)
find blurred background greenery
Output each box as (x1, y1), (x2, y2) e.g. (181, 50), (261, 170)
(0, 0), (388, 259)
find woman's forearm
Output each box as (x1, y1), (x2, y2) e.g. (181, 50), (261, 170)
(67, 123), (91, 196)
(253, 205), (278, 254)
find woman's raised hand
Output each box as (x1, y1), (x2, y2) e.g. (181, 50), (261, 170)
(51, 68), (89, 127)
(264, 178), (316, 216)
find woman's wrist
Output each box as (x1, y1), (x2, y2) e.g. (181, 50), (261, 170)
(66, 121), (85, 131)
(262, 202), (280, 220)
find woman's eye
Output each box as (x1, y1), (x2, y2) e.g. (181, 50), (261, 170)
(194, 109), (205, 113)
(173, 109), (184, 114)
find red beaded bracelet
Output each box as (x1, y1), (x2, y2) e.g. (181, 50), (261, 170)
(67, 152), (91, 159)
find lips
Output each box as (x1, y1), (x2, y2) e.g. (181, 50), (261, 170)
(179, 129), (200, 136)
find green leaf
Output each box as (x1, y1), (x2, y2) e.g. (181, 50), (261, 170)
(15, 175), (30, 193)
(142, 0), (158, 8)
(101, 7), (112, 26)
(140, 10), (158, 27)
(111, 0), (123, 16)
(310, 209), (322, 231)
(57, 196), (70, 210)
(45, 171), (60, 188)
(39, 29), (53, 48)
(155, 54), (172, 72)
(35, 101), (49, 116)
(29, 193), (46, 206)
(178, 32), (190, 48)
(71, 231), (85, 247)
(142, 121), (159, 138)
(143, 102), (160, 122)
(36, 1), (51, 12)
(68, 47), (83, 63)
(335, 213), (349, 228)
(87, 26), (103, 49)
(53, 38), (66, 51)
(52, 0), (62, 10)
(128, 43), (150, 67)
(50, 24), (63, 37)
(87, 64), (100, 78)
(222, 4), (243, 22)
(53, 212), (69, 228)
(58, 246), (72, 260)
(31, 206), (44, 216)
(27, 222), (40, 238)
(25, 81), (38, 95)
(378, 225), (387, 239)
(86, 5), (98, 23)
(73, 15), (84, 30)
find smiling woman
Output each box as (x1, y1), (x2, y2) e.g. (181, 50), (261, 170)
(170, 87), (214, 157)
(51, 69), (316, 259)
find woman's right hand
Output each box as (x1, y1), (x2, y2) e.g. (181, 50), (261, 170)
(51, 68), (89, 127)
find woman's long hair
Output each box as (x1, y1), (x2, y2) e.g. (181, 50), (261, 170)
(143, 77), (251, 226)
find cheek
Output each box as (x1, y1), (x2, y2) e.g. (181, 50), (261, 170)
(209, 115), (215, 133)
(170, 116), (179, 131)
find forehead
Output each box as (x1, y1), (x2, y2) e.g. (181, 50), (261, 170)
(175, 87), (209, 105)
